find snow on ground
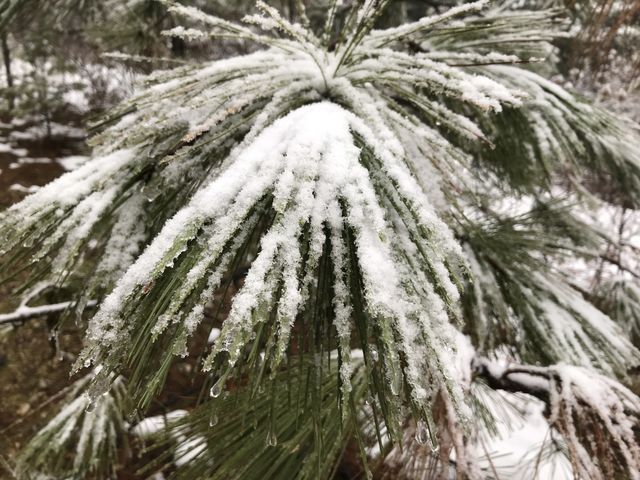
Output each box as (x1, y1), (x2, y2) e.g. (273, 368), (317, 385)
(0, 55), (137, 197)
(9, 123), (85, 141)
(0, 58), (137, 115)
(0, 142), (27, 157)
(9, 158), (54, 169)
(484, 396), (572, 479)
(9, 184), (41, 194)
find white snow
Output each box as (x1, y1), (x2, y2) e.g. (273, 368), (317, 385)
(9, 183), (41, 194)
(58, 155), (89, 171)
(207, 328), (221, 345)
(131, 410), (188, 438)
(484, 396), (572, 480)
(79, 101), (467, 417)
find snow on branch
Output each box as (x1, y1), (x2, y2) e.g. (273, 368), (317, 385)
(2, 2), (640, 478)
(16, 374), (129, 479)
(0, 300), (97, 325)
(474, 358), (640, 479)
(365, 0), (490, 47)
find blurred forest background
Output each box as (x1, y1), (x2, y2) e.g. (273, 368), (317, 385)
(0, 0), (638, 478)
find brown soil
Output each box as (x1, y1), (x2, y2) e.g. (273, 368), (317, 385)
(0, 318), (85, 473)
(0, 114), (89, 478)
(0, 120), (239, 477)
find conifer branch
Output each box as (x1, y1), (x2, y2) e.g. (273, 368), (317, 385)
(2, 2), (640, 478)
(473, 357), (640, 478)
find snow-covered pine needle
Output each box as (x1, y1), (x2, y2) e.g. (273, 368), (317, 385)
(2, 2), (640, 478)
(16, 374), (129, 480)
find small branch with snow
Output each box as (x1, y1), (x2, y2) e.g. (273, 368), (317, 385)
(0, 300), (97, 325)
(473, 357), (640, 478)
(473, 357), (551, 403)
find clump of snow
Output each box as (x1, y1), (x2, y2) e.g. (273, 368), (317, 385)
(131, 409), (206, 469)
(9, 184), (41, 194)
(207, 328), (221, 345)
(484, 394), (572, 480)
(131, 410), (188, 439)
(58, 156), (89, 171)
(80, 102), (466, 420)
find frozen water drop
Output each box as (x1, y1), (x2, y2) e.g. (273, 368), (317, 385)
(370, 347), (379, 362)
(209, 378), (225, 398)
(208, 412), (219, 427)
(266, 428), (277, 447)
(415, 420), (429, 446)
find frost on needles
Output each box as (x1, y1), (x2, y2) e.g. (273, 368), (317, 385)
(3, 1), (640, 479)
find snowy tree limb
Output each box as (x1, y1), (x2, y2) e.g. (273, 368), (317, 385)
(473, 357), (640, 478)
(0, 300), (97, 325)
(473, 357), (551, 403)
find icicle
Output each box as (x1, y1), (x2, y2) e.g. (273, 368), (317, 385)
(209, 377), (226, 398)
(414, 420), (429, 445)
(265, 427), (278, 447)
(208, 410), (219, 427)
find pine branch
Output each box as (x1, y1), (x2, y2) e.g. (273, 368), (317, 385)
(3, 2), (640, 478)
(473, 357), (640, 478)
(16, 374), (130, 480)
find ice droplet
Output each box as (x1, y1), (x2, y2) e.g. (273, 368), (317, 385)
(415, 420), (428, 445)
(266, 428), (278, 447)
(209, 377), (225, 398)
(370, 347), (379, 362)
(208, 411), (219, 427)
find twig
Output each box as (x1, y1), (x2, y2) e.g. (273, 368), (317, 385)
(598, 254), (640, 280)
(0, 300), (97, 326)
(473, 357), (551, 403)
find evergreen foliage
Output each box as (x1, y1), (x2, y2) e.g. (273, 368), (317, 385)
(15, 374), (129, 479)
(3, 1), (640, 478)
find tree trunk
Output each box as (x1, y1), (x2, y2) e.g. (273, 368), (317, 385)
(1, 32), (14, 111)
